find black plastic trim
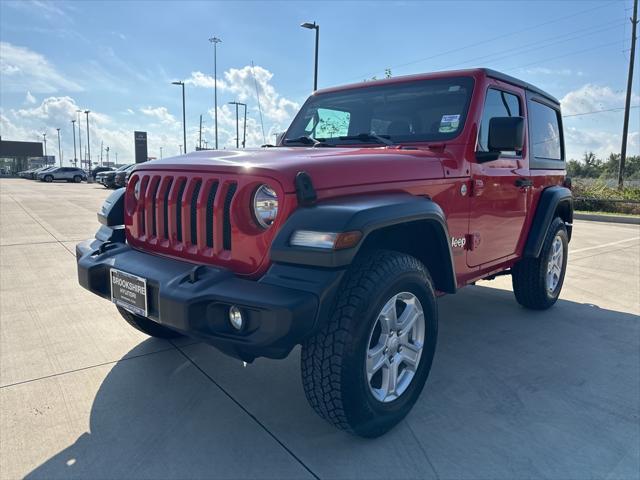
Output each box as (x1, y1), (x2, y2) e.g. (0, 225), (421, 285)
(524, 186), (573, 258)
(97, 188), (125, 226)
(270, 193), (457, 293)
(76, 240), (343, 361)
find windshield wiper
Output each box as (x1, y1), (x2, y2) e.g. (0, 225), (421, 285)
(283, 135), (333, 147)
(338, 133), (394, 146)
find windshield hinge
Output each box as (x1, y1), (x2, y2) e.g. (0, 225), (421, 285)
(295, 171), (317, 206)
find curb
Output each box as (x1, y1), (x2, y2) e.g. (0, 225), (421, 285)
(574, 212), (640, 225)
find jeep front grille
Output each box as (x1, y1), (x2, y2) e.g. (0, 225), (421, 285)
(128, 173), (237, 254)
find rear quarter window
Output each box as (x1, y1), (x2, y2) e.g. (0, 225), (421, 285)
(528, 95), (565, 169)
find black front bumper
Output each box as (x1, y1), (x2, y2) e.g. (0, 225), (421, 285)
(76, 239), (344, 361)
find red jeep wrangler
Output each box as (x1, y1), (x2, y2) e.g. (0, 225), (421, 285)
(77, 68), (573, 437)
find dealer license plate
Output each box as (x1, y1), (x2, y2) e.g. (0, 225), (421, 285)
(110, 269), (148, 317)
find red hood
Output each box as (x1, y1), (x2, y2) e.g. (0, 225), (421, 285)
(135, 147), (446, 193)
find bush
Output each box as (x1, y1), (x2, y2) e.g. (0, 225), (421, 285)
(572, 178), (640, 215)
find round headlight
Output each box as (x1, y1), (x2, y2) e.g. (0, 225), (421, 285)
(252, 184), (278, 229)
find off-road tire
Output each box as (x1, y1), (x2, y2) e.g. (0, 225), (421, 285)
(512, 217), (568, 310)
(117, 306), (183, 339)
(73, 175), (82, 183)
(301, 250), (438, 438)
(44, 175), (53, 183)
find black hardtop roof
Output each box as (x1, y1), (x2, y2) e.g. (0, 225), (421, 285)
(482, 68), (559, 105)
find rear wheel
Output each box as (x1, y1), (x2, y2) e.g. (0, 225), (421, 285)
(73, 175), (82, 183)
(301, 250), (438, 437)
(512, 217), (568, 310)
(44, 175), (53, 183)
(117, 307), (183, 339)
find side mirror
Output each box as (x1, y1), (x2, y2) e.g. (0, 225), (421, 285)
(476, 116), (525, 162)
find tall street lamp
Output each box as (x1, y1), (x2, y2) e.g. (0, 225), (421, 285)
(209, 36), (222, 149)
(71, 119), (77, 167)
(301, 21), (319, 91)
(42, 133), (47, 162)
(84, 110), (91, 173)
(172, 81), (187, 153)
(228, 101), (247, 148)
(56, 128), (62, 167)
(76, 110), (83, 166)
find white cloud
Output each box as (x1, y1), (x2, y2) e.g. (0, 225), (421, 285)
(140, 106), (178, 126)
(0, 42), (82, 93)
(560, 84), (638, 116)
(564, 126), (639, 161)
(24, 91), (37, 105)
(186, 64), (300, 129)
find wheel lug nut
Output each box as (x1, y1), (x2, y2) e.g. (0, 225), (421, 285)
(383, 347), (388, 354)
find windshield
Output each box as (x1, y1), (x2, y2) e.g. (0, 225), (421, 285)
(285, 76), (474, 146)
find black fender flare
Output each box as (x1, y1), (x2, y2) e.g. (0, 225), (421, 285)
(270, 193), (456, 293)
(524, 186), (573, 258)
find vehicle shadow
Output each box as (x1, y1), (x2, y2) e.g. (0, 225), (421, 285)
(25, 285), (639, 479)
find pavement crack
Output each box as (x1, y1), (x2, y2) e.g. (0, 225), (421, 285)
(0, 346), (176, 389)
(170, 341), (321, 480)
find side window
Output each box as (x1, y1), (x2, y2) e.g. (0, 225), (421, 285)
(529, 101), (562, 161)
(478, 88), (522, 155)
(306, 108), (351, 139)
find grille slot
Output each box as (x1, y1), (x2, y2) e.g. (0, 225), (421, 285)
(223, 183), (237, 251)
(163, 178), (173, 239)
(139, 177), (148, 236)
(175, 179), (186, 242)
(150, 178), (160, 236)
(190, 180), (202, 245)
(206, 182), (218, 248)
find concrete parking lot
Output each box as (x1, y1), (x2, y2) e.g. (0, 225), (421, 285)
(0, 177), (638, 480)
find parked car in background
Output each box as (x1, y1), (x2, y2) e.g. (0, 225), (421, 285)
(38, 167), (87, 183)
(27, 166), (55, 179)
(114, 164), (136, 188)
(90, 166), (114, 181)
(98, 164), (132, 188)
(18, 168), (37, 178)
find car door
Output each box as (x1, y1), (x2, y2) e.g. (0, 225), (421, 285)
(467, 86), (530, 267)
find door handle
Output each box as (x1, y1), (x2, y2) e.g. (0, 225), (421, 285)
(515, 178), (533, 188)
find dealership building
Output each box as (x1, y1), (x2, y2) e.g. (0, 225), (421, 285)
(0, 138), (54, 174)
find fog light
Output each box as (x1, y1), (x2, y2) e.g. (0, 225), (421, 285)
(228, 305), (244, 330)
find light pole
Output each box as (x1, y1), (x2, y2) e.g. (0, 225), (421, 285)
(229, 101), (247, 148)
(76, 110), (83, 167)
(171, 81), (187, 153)
(71, 119), (77, 167)
(56, 128), (62, 166)
(84, 110), (91, 173)
(42, 132), (47, 161)
(301, 21), (319, 91)
(209, 36), (222, 149)
(106, 146), (110, 165)
(160, 146), (163, 160)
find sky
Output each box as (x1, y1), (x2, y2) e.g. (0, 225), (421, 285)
(0, 0), (638, 166)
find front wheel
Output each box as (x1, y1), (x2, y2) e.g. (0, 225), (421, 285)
(44, 175), (53, 183)
(73, 175), (82, 183)
(512, 217), (568, 310)
(301, 250), (438, 438)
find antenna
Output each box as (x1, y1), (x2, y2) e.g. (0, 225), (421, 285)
(251, 61), (266, 145)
